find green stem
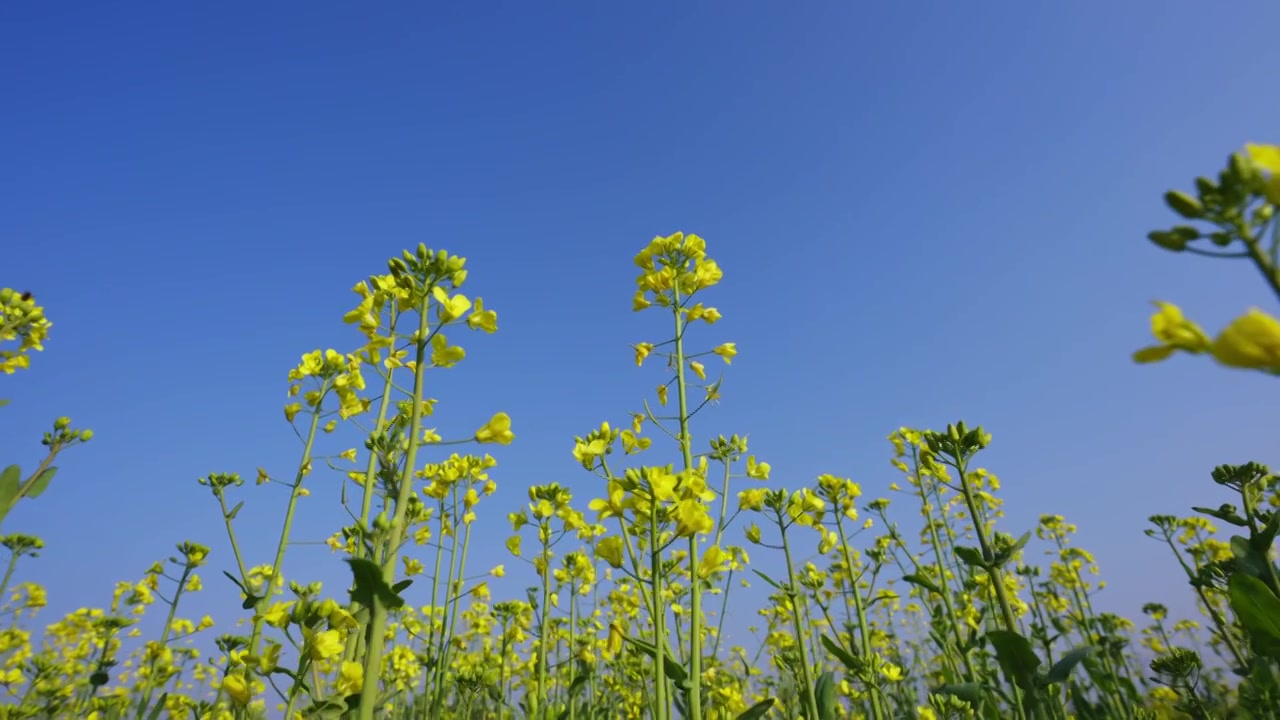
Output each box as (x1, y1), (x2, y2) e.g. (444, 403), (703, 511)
(358, 303), (432, 720)
(834, 516), (887, 720)
(342, 314), (400, 664)
(780, 519), (821, 720)
(671, 284), (703, 720)
(534, 534), (553, 718)
(249, 406), (324, 653)
(0, 552), (19, 606)
(650, 501), (669, 720)
(134, 564), (192, 719)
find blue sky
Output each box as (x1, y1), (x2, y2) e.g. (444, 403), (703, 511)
(3, 0), (1280, 658)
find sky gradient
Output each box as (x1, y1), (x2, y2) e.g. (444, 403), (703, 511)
(4, 1), (1280, 656)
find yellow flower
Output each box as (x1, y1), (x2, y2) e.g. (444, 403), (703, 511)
(647, 469), (679, 503)
(1210, 308), (1280, 371)
(674, 499), (713, 537)
(222, 672), (252, 706)
(467, 297), (498, 333)
(693, 258), (723, 289)
(258, 601), (293, 629)
(304, 628), (344, 662)
(746, 455), (770, 480)
(430, 334), (466, 367)
(475, 412), (514, 444)
(689, 360), (706, 381)
(431, 286), (472, 323)
(1246, 143), (1280, 204)
(738, 488), (766, 511)
(1133, 301), (1210, 363)
(712, 342), (737, 364)
(490, 565), (505, 578)
(335, 661), (363, 696)
(698, 545), (729, 578)
(634, 343), (654, 366)
(595, 537), (625, 569)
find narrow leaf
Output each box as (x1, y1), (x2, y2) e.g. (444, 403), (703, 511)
(820, 634), (859, 671)
(902, 572), (944, 596)
(733, 698), (775, 720)
(933, 682), (984, 704)
(751, 569), (783, 590)
(25, 466), (56, 499)
(814, 671), (836, 720)
(1042, 645), (1096, 686)
(145, 693), (169, 720)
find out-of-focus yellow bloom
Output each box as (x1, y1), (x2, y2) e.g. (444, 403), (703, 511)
(1210, 308), (1280, 372)
(475, 412), (514, 445)
(1133, 301), (1211, 363)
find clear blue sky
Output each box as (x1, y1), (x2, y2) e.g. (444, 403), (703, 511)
(3, 1), (1279, 654)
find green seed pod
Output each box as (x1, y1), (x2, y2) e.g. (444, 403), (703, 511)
(1164, 190), (1205, 219)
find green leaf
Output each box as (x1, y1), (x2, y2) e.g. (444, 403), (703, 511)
(820, 633), (860, 671)
(954, 545), (986, 568)
(933, 682), (984, 704)
(25, 466), (56, 499)
(226, 501), (244, 520)
(145, 693), (169, 720)
(0, 465), (21, 522)
(1230, 535), (1269, 576)
(986, 629), (1041, 691)
(902, 572), (944, 596)
(222, 571), (246, 593)
(1228, 572), (1280, 658)
(620, 635), (687, 684)
(814, 671), (836, 720)
(391, 579), (413, 594)
(1041, 645), (1095, 686)
(751, 569), (783, 590)
(1192, 504), (1248, 527)
(733, 698), (775, 720)
(346, 558), (405, 611)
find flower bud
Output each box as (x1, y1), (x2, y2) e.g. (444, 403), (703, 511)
(1164, 190), (1205, 219)
(1147, 230), (1187, 252)
(53, 417), (71, 431)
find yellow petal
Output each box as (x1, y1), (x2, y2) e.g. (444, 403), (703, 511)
(1211, 308), (1280, 370)
(1132, 345), (1176, 364)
